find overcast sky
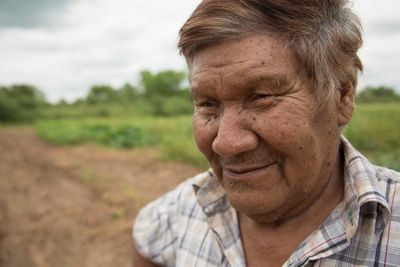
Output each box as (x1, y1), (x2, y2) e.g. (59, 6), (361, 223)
(0, 0), (399, 102)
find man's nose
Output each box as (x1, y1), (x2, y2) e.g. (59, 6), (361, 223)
(211, 109), (258, 158)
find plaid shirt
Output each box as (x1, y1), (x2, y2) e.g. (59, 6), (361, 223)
(133, 138), (400, 266)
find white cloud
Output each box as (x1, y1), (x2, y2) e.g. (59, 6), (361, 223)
(0, 0), (201, 102)
(354, 0), (400, 91)
(0, 0), (399, 102)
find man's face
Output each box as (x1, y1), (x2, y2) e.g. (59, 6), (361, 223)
(191, 34), (347, 223)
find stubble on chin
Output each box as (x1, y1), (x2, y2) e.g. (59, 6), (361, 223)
(213, 149), (285, 194)
(227, 180), (251, 193)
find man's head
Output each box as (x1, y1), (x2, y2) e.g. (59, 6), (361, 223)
(179, 0), (363, 101)
(179, 0), (363, 224)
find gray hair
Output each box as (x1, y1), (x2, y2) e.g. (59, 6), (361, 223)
(178, 0), (363, 101)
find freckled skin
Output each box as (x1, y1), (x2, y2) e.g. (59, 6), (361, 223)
(191, 35), (347, 225)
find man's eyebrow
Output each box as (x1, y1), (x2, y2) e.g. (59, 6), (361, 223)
(189, 78), (216, 100)
(189, 83), (204, 101)
(189, 73), (292, 100)
(189, 86), (211, 101)
(244, 73), (291, 88)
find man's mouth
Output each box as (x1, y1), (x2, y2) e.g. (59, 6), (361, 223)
(223, 162), (276, 177)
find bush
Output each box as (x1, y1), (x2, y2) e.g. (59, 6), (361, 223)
(36, 120), (159, 149)
(148, 96), (193, 116)
(357, 86), (400, 103)
(345, 103), (400, 171)
(0, 84), (46, 123)
(87, 124), (158, 148)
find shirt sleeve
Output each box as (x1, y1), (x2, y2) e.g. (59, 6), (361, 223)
(133, 182), (187, 267)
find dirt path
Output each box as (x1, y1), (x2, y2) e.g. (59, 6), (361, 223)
(0, 128), (201, 267)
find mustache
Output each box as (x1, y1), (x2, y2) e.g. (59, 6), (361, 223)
(217, 150), (283, 167)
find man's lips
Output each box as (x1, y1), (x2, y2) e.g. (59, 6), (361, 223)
(223, 162), (276, 177)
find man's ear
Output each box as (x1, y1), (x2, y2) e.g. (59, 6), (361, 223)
(337, 82), (355, 127)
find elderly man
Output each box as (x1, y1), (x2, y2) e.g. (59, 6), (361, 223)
(133, 0), (400, 266)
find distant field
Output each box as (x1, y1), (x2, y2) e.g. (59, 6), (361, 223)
(35, 103), (400, 171)
(35, 116), (208, 168)
(345, 103), (400, 171)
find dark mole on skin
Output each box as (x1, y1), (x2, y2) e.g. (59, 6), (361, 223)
(204, 118), (212, 125)
(238, 108), (245, 115)
(252, 117), (257, 121)
(261, 61), (265, 65)
(204, 114), (219, 125)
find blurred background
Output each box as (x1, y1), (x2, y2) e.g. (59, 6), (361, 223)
(0, 0), (399, 266)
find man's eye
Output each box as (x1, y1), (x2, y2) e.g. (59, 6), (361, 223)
(251, 94), (270, 101)
(197, 100), (218, 108)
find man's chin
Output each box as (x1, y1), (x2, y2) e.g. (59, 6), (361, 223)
(225, 189), (289, 222)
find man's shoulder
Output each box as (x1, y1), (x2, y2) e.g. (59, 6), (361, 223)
(144, 170), (211, 210)
(375, 165), (400, 184)
(374, 165), (400, 206)
(132, 171), (212, 266)
(135, 170), (211, 222)
(343, 137), (400, 201)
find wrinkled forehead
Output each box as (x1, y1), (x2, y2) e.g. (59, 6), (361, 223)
(188, 34), (301, 83)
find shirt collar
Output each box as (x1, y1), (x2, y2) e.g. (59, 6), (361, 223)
(192, 169), (228, 216)
(341, 136), (391, 234)
(192, 170), (246, 267)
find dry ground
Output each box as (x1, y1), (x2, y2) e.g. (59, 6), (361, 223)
(0, 128), (201, 267)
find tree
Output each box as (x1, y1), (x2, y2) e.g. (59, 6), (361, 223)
(86, 85), (118, 104)
(8, 84), (46, 106)
(118, 83), (139, 102)
(138, 70), (192, 116)
(357, 86), (400, 103)
(57, 99), (68, 106)
(0, 84), (47, 123)
(140, 70), (187, 98)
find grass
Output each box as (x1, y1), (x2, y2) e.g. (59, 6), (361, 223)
(75, 162), (109, 191)
(35, 116), (208, 168)
(39, 102), (155, 119)
(34, 103), (400, 171)
(344, 103), (400, 171)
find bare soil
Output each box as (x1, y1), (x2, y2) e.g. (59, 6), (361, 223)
(0, 128), (201, 267)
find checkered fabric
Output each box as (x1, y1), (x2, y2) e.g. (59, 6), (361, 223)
(133, 138), (400, 266)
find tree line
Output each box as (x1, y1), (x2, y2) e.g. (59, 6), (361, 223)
(0, 84), (46, 123)
(82, 70), (188, 104)
(0, 69), (192, 122)
(0, 69), (399, 123)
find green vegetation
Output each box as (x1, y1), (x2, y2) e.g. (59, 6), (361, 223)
(0, 84), (47, 123)
(36, 120), (159, 148)
(1, 70), (193, 123)
(345, 103), (400, 171)
(1, 70), (399, 170)
(356, 86), (400, 103)
(35, 116), (208, 168)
